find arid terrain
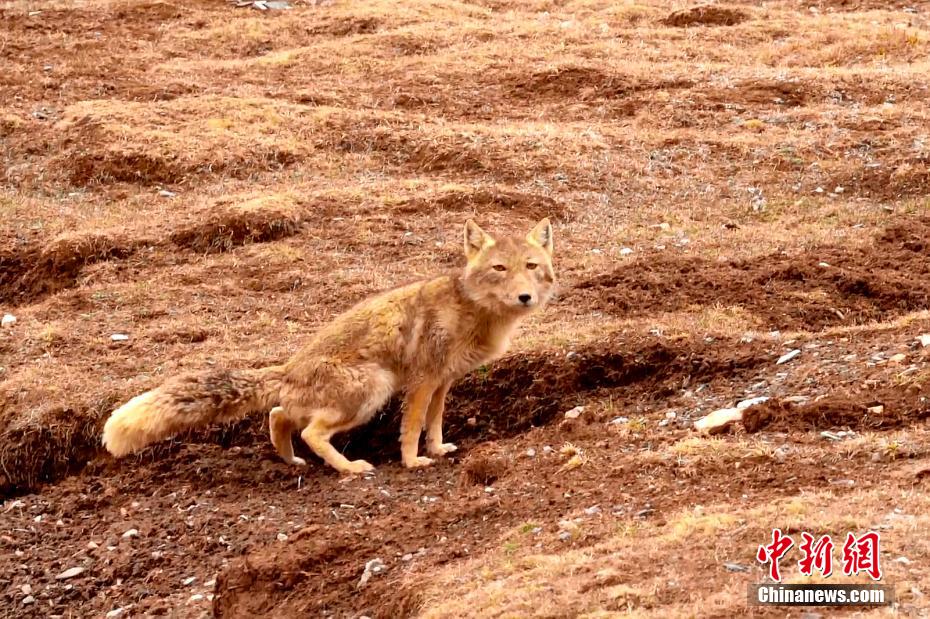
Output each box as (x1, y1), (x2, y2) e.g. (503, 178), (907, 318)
(2, 0), (930, 616)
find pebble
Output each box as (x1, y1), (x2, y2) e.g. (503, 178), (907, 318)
(776, 349), (801, 365)
(122, 528), (139, 539)
(724, 562), (751, 573)
(158, 189), (177, 198)
(106, 609), (124, 619)
(182, 576), (196, 586)
(111, 334), (130, 342)
(189, 594), (204, 602)
(564, 406), (585, 419)
(1, 314), (16, 328)
(358, 558), (386, 588)
(867, 405), (884, 415)
(609, 416), (629, 425)
(619, 247), (633, 256)
(694, 408), (743, 434)
(736, 396), (769, 410)
(918, 334), (930, 348)
(895, 556), (911, 565)
(558, 531), (572, 541)
(820, 431), (843, 441)
(401, 553), (413, 562)
(22, 596), (35, 605)
(55, 566), (85, 580)
(466, 417), (477, 426)
(20, 584), (32, 595)
(584, 505), (601, 516)
(525, 448), (536, 458)
(890, 353), (907, 364)
(277, 533), (288, 542)
(542, 446), (553, 454)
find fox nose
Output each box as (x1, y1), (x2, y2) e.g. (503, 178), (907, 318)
(518, 293), (532, 305)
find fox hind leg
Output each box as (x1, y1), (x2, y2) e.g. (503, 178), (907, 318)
(299, 409), (375, 475)
(269, 406), (306, 466)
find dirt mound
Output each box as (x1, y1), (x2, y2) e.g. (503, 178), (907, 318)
(743, 388), (930, 433)
(662, 5), (749, 27)
(169, 194), (306, 253)
(572, 217), (930, 332)
(393, 188), (567, 221)
(48, 97), (311, 186)
(0, 231), (139, 304)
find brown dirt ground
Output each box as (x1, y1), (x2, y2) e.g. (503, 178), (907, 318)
(3, 0), (930, 617)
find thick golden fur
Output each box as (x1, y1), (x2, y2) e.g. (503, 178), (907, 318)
(103, 218), (556, 474)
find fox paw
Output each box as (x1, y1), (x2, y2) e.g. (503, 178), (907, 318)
(284, 456), (307, 467)
(427, 442), (458, 456)
(403, 456), (435, 469)
(342, 459), (375, 475)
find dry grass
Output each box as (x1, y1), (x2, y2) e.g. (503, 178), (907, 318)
(417, 487), (930, 618)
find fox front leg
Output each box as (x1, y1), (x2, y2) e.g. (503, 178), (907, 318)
(400, 382), (438, 468)
(425, 381), (456, 457)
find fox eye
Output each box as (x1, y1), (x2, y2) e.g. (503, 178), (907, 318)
(492, 264), (507, 272)
(526, 262), (538, 270)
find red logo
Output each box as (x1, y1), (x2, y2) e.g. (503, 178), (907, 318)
(798, 533), (834, 577)
(842, 532), (882, 581)
(756, 529), (882, 582)
(756, 528), (794, 582)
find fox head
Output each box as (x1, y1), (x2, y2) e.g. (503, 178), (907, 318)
(460, 218), (556, 315)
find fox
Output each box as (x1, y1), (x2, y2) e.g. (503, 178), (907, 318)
(102, 218), (556, 474)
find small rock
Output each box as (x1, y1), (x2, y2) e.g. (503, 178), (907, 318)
(609, 416), (629, 425)
(158, 189), (177, 198)
(867, 404), (884, 415)
(525, 448), (536, 458)
(635, 508), (655, 519)
(20, 584), (32, 595)
(694, 408), (743, 435)
(776, 349), (801, 365)
(558, 531), (572, 541)
(564, 406), (585, 419)
(182, 576), (196, 586)
(1, 314), (16, 328)
(665, 411), (677, 419)
(619, 247), (633, 256)
(122, 528), (139, 539)
(724, 562), (751, 573)
(55, 566), (85, 580)
(889, 353), (907, 364)
(401, 553), (413, 562)
(895, 556), (911, 565)
(584, 505), (601, 516)
(773, 445), (790, 462)
(484, 486), (495, 494)
(106, 609), (125, 619)
(918, 334), (930, 348)
(358, 558), (386, 588)
(737, 396), (769, 410)
(542, 446), (554, 454)
(22, 596), (35, 605)
(276, 533), (288, 542)
(466, 417), (477, 427)
(820, 431), (843, 441)
(189, 594), (204, 603)
(654, 222), (671, 231)
(111, 334), (130, 342)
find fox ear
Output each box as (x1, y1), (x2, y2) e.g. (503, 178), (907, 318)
(464, 219), (493, 260)
(527, 218), (553, 255)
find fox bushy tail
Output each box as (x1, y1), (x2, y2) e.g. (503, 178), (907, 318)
(102, 365), (285, 457)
